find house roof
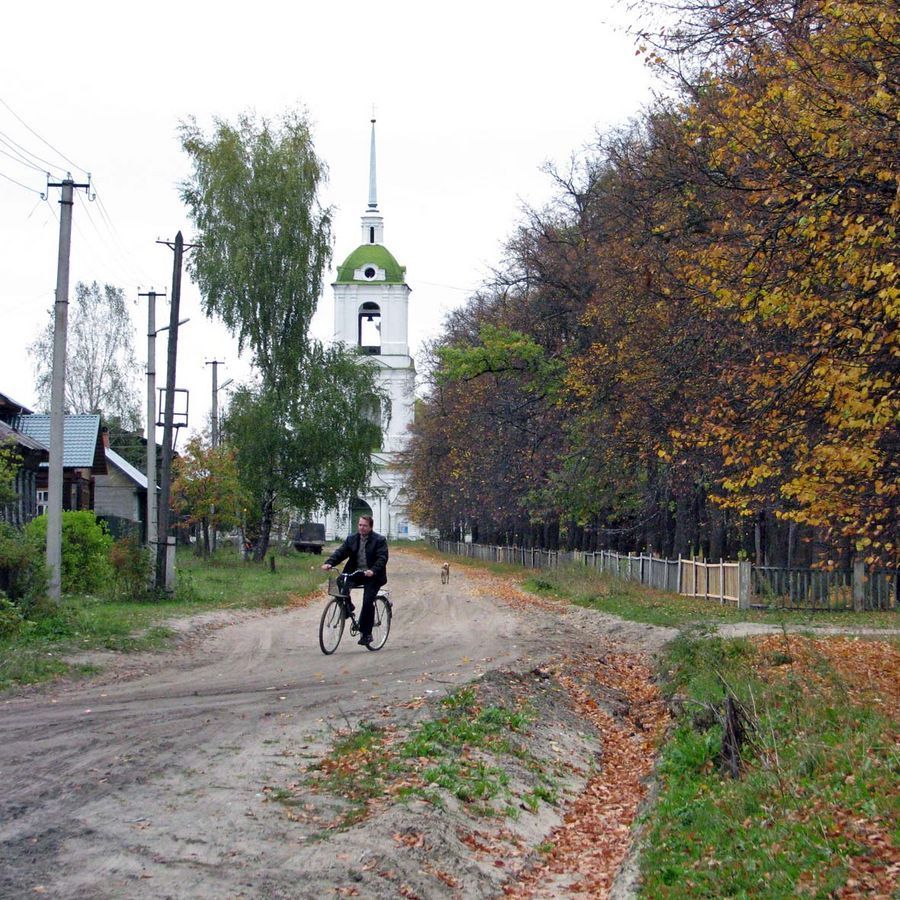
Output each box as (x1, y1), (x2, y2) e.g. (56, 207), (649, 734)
(105, 447), (150, 490)
(12, 414), (107, 472)
(0, 420), (49, 455)
(0, 391), (34, 419)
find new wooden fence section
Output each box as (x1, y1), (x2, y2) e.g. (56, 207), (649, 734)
(432, 541), (897, 611)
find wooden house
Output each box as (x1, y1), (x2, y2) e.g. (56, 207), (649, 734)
(12, 413), (107, 513)
(0, 392), (48, 527)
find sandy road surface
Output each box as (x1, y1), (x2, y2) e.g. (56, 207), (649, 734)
(1, 550), (671, 899)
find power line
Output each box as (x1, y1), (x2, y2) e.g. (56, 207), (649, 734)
(416, 279), (477, 293)
(0, 169), (43, 195)
(73, 191), (143, 288)
(0, 138), (50, 174)
(0, 129), (65, 178)
(0, 95), (89, 176)
(24, 196), (46, 220)
(89, 182), (155, 284)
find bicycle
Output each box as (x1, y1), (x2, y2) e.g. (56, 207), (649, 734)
(318, 570), (392, 654)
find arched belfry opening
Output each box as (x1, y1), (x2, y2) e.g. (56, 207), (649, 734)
(358, 301), (381, 354)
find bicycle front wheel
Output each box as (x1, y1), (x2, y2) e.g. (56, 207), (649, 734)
(367, 596), (392, 651)
(319, 598), (346, 654)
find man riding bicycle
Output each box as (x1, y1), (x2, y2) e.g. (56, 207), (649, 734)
(321, 515), (388, 647)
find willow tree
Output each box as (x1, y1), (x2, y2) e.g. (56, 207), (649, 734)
(180, 110), (382, 558)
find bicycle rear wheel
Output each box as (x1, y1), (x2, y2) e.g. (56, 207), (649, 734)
(367, 596), (392, 651)
(319, 598), (346, 654)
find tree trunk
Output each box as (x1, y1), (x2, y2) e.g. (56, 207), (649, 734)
(673, 492), (692, 557)
(202, 516), (210, 558)
(253, 489), (276, 561)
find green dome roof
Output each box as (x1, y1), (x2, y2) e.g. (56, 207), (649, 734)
(335, 244), (406, 284)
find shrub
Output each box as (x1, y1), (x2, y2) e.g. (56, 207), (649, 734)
(0, 591), (24, 638)
(0, 521), (48, 612)
(109, 535), (153, 600)
(25, 511), (113, 595)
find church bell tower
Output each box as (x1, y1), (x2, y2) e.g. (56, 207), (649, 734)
(325, 119), (420, 540)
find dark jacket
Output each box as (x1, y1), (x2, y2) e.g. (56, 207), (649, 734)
(326, 531), (388, 587)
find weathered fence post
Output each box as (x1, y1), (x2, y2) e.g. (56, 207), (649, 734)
(853, 559), (866, 612)
(738, 560), (751, 609)
(677, 554), (683, 595)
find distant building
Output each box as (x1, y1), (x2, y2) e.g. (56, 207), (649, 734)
(324, 120), (421, 541)
(94, 440), (150, 540)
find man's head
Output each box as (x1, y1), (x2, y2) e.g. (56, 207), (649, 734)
(357, 515), (374, 536)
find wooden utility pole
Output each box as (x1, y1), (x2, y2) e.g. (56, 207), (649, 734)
(155, 232), (193, 590)
(46, 175), (90, 602)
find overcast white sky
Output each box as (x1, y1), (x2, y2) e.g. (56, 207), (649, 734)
(1, 0), (656, 446)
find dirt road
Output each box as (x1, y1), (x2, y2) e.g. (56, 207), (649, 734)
(0, 550), (673, 899)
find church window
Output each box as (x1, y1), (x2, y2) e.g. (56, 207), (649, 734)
(369, 227), (375, 243)
(364, 266), (376, 279)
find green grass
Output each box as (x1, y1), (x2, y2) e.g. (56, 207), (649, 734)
(0, 545), (328, 691)
(177, 545), (328, 608)
(521, 565), (899, 630)
(286, 686), (554, 827)
(640, 631), (899, 897)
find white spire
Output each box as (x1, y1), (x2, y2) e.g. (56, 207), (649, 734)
(367, 118), (378, 210)
(361, 116), (384, 245)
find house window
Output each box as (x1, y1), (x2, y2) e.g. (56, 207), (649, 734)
(37, 490), (48, 517)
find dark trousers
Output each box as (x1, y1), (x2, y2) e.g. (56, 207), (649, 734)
(357, 578), (383, 635)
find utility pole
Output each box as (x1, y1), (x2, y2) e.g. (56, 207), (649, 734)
(206, 359), (225, 448)
(46, 175), (91, 602)
(205, 360), (232, 554)
(155, 232), (196, 590)
(139, 290), (165, 554)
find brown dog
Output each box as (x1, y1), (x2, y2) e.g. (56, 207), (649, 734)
(440, 562), (450, 585)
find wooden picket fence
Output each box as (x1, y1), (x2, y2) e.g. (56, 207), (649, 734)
(432, 541), (898, 611)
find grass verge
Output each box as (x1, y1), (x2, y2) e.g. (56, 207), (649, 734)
(0, 545), (327, 691)
(409, 545), (897, 630)
(640, 628), (899, 897)
(524, 566), (899, 630)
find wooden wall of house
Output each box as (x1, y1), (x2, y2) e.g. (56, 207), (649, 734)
(94, 467), (142, 522)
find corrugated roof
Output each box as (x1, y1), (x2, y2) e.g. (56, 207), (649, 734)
(12, 414), (105, 470)
(0, 420), (49, 454)
(105, 447), (150, 490)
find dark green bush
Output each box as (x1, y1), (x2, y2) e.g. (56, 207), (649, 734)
(0, 591), (24, 637)
(0, 521), (48, 612)
(109, 534), (153, 600)
(25, 511), (113, 595)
